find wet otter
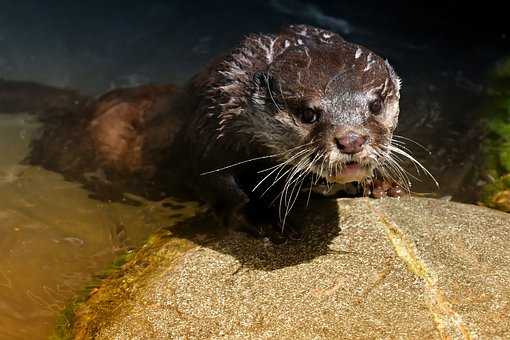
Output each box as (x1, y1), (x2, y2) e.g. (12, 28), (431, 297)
(8, 24), (410, 239)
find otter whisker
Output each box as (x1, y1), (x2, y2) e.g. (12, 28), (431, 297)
(381, 156), (412, 192)
(264, 162), (304, 201)
(387, 145), (439, 187)
(375, 145), (425, 195)
(393, 135), (432, 155)
(378, 161), (414, 195)
(333, 161), (341, 182)
(202, 141), (315, 176)
(283, 175), (306, 228)
(372, 149), (412, 193)
(277, 150), (315, 216)
(254, 147), (311, 183)
(384, 151), (421, 183)
(282, 152), (311, 207)
(253, 159), (293, 193)
(307, 152), (326, 206)
(390, 144), (422, 177)
(359, 175), (371, 197)
(254, 147), (315, 196)
(285, 151), (321, 211)
(322, 157), (332, 191)
(306, 180), (314, 207)
(316, 152), (327, 185)
(326, 156), (334, 190)
(256, 140), (318, 174)
(200, 153), (283, 175)
(280, 151), (321, 227)
(278, 155), (310, 223)
(383, 165), (411, 193)
(390, 139), (416, 155)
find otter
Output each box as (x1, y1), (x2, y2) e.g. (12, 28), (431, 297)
(7, 24), (410, 240)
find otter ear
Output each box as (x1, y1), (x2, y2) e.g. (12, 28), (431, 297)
(384, 60), (402, 96)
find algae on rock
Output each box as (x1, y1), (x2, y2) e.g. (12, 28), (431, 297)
(480, 57), (510, 212)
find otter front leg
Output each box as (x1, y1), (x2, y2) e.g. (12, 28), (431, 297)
(196, 174), (250, 227)
(197, 174), (287, 242)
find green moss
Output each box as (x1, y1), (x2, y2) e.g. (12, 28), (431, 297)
(480, 57), (510, 211)
(49, 249), (136, 340)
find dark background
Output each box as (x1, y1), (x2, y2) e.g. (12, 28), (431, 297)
(0, 0), (508, 94)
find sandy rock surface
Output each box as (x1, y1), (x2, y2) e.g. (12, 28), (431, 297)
(71, 197), (510, 339)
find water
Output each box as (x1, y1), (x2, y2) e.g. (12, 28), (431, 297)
(0, 114), (200, 339)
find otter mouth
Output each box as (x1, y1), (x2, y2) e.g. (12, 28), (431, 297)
(326, 161), (371, 184)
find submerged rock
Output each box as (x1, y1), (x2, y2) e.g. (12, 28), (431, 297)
(65, 197), (510, 339)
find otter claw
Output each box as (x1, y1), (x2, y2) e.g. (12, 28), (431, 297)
(370, 179), (405, 198)
(387, 185), (403, 197)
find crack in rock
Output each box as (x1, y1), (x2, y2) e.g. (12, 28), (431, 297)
(366, 200), (475, 340)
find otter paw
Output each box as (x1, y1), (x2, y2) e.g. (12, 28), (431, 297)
(369, 179), (405, 198)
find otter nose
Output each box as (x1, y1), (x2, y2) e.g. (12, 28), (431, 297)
(335, 132), (367, 154)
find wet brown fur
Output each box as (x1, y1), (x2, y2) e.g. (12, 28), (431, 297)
(2, 24), (401, 237)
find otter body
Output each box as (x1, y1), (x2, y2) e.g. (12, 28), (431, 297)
(22, 25), (402, 238)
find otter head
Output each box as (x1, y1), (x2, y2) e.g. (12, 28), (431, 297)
(245, 26), (401, 186)
(214, 25), (400, 188)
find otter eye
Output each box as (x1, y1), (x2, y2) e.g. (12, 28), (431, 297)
(369, 98), (383, 115)
(299, 108), (321, 124)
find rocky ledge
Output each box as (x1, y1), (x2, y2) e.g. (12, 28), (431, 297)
(61, 197), (510, 339)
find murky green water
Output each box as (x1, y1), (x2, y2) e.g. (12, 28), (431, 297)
(0, 114), (199, 339)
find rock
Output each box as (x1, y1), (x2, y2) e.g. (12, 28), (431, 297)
(67, 197), (510, 339)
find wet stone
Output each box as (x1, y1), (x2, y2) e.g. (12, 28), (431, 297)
(70, 197), (510, 339)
